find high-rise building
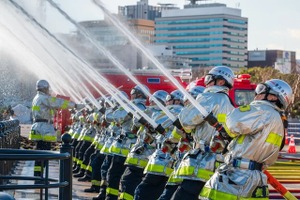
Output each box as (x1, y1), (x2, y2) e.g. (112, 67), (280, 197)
(118, 0), (179, 21)
(154, 2), (248, 68)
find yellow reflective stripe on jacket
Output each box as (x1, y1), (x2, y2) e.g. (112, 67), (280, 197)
(237, 134), (246, 144)
(83, 135), (93, 142)
(177, 166), (213, 181)
(86, 165), (92, 172)
(97, 144), (104, 150)
(217, 113), (236, 138)
(43, 135), (56, 142)
(172, 129), (182, 140)
(106, 187), (119, 196)
(93, 113), (99, 121)
(145, 164), (173, 175)
(119, 192), (134, 200)
(110, 146), (129, 156)
(61, 100), (70, 109)
(72, 133), (80, 139)
(239, 105), (251, 112)
(266, 132), (282, 147)
(34, 166), (42, 172)
(29, 131), (42, 140)
(81, 163), (87, 169)
(168, 172), (183, 184)
(91, 180), (101, 186)
(200, 187), (269, 200)
(125, 157), (148, 168)
(32, 105), (40, 111)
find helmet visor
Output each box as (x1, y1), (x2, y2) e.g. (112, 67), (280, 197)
(204, 74), (215, 85)
(130, 88), (138, 96)
(255, 83), (279, 96)
(255, 83), (269, 95)
(166, 94), (173, 102)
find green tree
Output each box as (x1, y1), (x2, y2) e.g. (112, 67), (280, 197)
(238, 67), (300, 118)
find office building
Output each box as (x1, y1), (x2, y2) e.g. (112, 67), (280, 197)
(155, 1), (248, 68)
(248, 50), (297, 74)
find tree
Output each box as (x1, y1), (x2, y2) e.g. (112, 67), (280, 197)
(238, 67), (300, 118)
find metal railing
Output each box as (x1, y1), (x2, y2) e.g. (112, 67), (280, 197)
(0, 120), (73, 200)
(0, 120), (20, 184)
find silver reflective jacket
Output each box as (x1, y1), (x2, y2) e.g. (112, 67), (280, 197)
(201, 100), (284, 198)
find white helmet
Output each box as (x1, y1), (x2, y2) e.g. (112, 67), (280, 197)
(130, 84), (149, 99)
(204, 66), (234, 88)
(36, 79), (50, 90)
(166, 90), (184, 104)
(184, 85), (205, 102)
(150, 90), (169, 106)
(255, 79), (293, 109)
(188, 86), (205, 98)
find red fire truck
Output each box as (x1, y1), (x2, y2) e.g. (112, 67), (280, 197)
(55, 70), (256, 134)
(187, 73), (257, 107)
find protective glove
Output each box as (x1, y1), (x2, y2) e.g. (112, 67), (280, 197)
(75, 103), (85, 110)
(138, 117), (165, 135)
(204, 112), (231, 141)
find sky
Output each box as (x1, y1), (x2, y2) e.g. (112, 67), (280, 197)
(39, 0), (300, 59)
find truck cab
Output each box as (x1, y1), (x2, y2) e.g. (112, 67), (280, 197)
(187, 74), (257, 107)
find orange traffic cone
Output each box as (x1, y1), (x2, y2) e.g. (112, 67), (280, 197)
(288, 135), (296, 154)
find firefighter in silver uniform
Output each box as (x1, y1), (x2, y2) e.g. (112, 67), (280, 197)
(106, 87), (148, 200)
(29, 79), (84, 179)
(93, 98), (122, 200)
(158, 85), (205, 200)
(199, 79), (293, 200)
(119, 90), (169, 200)
(171, 66), (235, 200)
(134, 90), (185, 200)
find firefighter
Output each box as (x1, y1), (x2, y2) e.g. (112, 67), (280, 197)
(73, 111), (96, 175)
(134, 90), (185, 200)
(29, 79), (84, 181)
(74, 109), (102, 180)
(72, 110), (88, 171)
(83, 109), (109, 193)
(199, 79), (293, 199)
(119, 90), (169, 200)
(158, 85), (204, 200)
(104, 87), (147, 200)
(92, 98), (120, 200)
(171, 66), (235, 200)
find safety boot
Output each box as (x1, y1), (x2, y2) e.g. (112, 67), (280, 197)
(78, 175), (91, 182)
(84, 185), (100, 193)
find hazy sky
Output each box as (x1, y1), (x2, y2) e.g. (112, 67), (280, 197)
(49, 0), (300, 59)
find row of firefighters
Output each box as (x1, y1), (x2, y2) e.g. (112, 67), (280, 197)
(29, 66), (293, 200)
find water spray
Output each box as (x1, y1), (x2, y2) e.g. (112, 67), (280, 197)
(46, 0), (177, 122)
(93, 0), (210, 118)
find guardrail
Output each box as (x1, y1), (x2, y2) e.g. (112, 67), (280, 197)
(0, 120), (73, 200)
(0, 120), (20, 185)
